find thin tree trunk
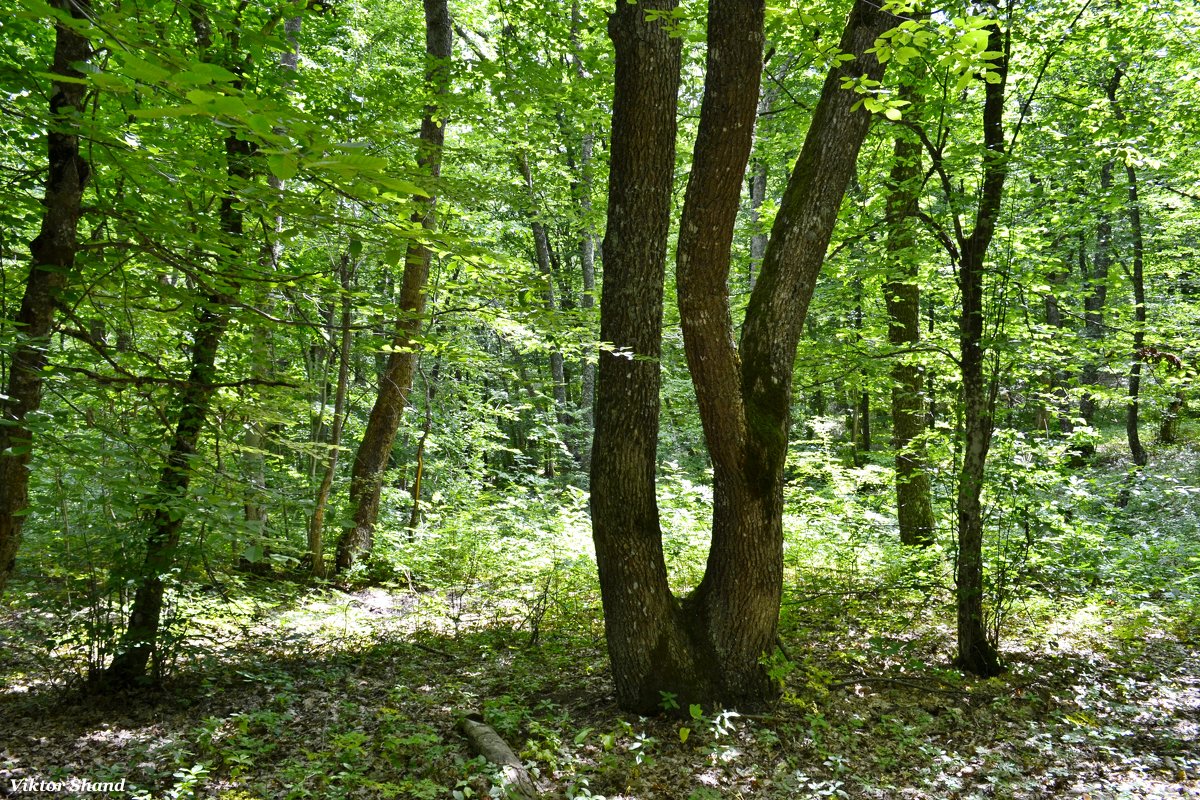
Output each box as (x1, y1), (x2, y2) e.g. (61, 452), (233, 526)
(104, 3), (250, 685)
(104, 292), (234, 684)
(407, 360), (438, 533)
(884, 125), (934, 546)
(518, 153), (577, 465)
(336, 0), (452, 573)
(1080, 68), (1120, 429)
(951, 12), (1007, 678)
(571, 2), (597, 470)
(0, 0), (92, 597)
(308, 255), (354, 578)
(1124, 160), (1147, 467)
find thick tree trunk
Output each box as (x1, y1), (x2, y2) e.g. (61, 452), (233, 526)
(0, 0), (92, 597)
(336, 0), (452, 573)
(593, 0), (894, 713)
(591, 0), (699, 713)
(884, 129), (935, 547)
(675, 0), (774, 705)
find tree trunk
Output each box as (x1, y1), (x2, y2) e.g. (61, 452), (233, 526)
(104, 291), (234, 685)
(884, 127), (935, 546)
(592, 0), (708, 712)
(950, 13), (1007, 678)
(1124, 160), (1148, 467)
(593, 0), (894, 712)
(336, 0), (452, 573)
(0, 0), (92, 597)
(567, 4), (598, 472)
(518, 153), (578, 466)
(1079, 165), (1112, 429)
(308, 255), (354, 579)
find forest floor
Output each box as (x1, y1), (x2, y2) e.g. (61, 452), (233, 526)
(2, 442), (1199, 799)
(2, 573), (1197, 799)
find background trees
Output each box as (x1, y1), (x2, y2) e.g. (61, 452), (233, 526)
(0, 0), (1197, 733)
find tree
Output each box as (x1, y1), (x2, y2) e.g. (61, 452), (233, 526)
(105, 1), (254, 685)
(0, 0), (92, 597)
(884, 84), (935, 547)
(335, 0), (453, 573)
(592, 0), (896, 711)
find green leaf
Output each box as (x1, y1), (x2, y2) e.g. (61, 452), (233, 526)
(884, 106), (902, 121)
(121, 55), (171, 83)
(267, 154), (299, 181)
(679, 727), (690, 743)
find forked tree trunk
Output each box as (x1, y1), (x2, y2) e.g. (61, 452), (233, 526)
(592, 0), (894, 712)
(0, 0), (92, 597)
(336, 0), (452, 573)
(884, 126), (935, 547)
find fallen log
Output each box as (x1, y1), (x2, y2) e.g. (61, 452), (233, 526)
(456, 712), (539, 799)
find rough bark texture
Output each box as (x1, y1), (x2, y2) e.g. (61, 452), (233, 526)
(0, 0), (92, 597)
(952, 15), (1007, 678)
(591, 0), (696, 713)
(884, 129), (935, 547)
(592, 0), (894, 713)
(336, 0), (452, 573)
(675, 0), (774, 707)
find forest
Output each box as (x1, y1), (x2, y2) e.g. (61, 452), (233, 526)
(1, 0), (1198, 796)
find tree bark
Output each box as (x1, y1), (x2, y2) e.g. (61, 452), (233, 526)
(1124, 159), (1148, 467)
(308, 255), (354, 578)
(0, 0), (92, 597)
(336, 0), (452, 573)
(951, 15), (1007, 678)
(593, 0), (894, 712)
(884, 125), (935, 547)
(591, 0), (696, 713)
